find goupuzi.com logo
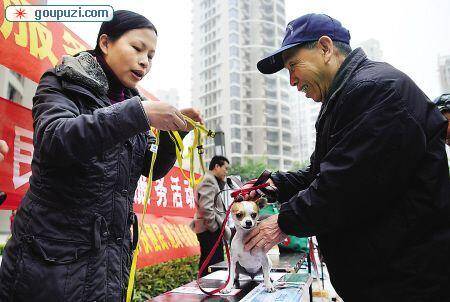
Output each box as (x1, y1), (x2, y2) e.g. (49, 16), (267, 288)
(5, 5), (113, 22)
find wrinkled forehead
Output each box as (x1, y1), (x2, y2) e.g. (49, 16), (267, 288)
(232, 201), (258, 215)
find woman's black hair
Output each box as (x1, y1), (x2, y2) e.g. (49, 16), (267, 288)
(94, 10), (157, 55)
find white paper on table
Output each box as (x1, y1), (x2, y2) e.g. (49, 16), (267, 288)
(203, 270), (286, 282)
(170, 286), (241, 296)
(240, 283), (305, 302)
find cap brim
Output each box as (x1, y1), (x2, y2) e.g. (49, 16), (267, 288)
(257, 42), (302, 74)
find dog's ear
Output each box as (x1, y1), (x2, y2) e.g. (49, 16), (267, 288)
(255, 197), (268, 210)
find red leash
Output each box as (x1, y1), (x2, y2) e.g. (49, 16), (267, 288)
(196, 172), (272, 295)
(196, 200), (235, 295)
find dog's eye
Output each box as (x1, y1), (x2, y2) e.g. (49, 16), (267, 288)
(236, 213), (243, 219)
(251, 213), (257, 219)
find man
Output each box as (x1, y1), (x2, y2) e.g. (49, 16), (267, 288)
(0, 140), (8, 162)
(434, 94), (450, 146)
(244, 14), (450, 301)
(190, 155), (231, 276)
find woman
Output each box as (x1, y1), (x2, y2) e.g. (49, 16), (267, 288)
(0, 10), (201, 302)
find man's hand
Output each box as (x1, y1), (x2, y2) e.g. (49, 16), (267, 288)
(0, 140), (9, 162)
(244, 178), (277, 201)
(244, 214), (287, 253)
(180, 108), (204, 131)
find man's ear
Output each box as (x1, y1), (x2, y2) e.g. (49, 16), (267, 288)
(256, 197), (268, 210)
(317, 35), (333, 63)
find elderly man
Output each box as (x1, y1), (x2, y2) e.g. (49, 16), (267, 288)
(245, 14), (450, 301)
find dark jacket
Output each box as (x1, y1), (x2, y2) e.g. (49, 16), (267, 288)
(0, 52), (180, 301)
(273, 48), (450, 302)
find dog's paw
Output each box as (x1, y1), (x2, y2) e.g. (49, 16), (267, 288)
(220, 286), (233, 294)
(264, 282), (276, 293)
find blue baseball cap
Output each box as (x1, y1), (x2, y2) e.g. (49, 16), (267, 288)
(257, 13), (351, 74)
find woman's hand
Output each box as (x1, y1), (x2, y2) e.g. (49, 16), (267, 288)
(180, 108), (204, 131)
(141, 100), (187, 131)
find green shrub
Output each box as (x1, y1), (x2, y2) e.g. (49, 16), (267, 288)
(133, 255), (199, 301)
(0, 243), (5, 255)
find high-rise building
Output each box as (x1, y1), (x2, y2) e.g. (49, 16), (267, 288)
(191, 0), (294, 169)
(438, 55), (450, 94)
(290, 92), (320, 166)
(154, 88), (181, 108)
(359, 38), (383, 61)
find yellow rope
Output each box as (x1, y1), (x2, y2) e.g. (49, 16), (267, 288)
(125, 115), (215, 301)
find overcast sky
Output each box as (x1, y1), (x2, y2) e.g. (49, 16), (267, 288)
(55, 0), (450, 106)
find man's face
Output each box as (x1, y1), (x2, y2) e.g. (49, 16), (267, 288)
(282, 41), (334, 103)
(214, 162), (229, 181)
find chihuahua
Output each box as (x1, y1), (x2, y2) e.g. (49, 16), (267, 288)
(220, 197), (275, 293)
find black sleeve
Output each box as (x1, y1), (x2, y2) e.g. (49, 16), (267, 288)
(277, 82), (426, 237)
(32, 71), (150, 166)
(141, 131), (189, 180)
(271, 157), (315, 203)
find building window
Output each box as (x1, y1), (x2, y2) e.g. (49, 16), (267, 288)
(231, 114), (240, 125)
(282, 132), (291, 141)
(229, 58), (240, 70)
(267, 145), (279, 155)
(230, 72), (240, 84)
(229, 7), (238, 19)
(267, 131), (279, 141)
(266, 117), (278, 126)
(7, 84), (23, 103)
(230, 46), (239, 57)
(228, 0), (238, 7)
(229, 33), (239, 44)
(231, 99), (240, 110)
(232, 142), (241, 153)
(229, 20), (239, 32)
(230, 85), (240, 97)
(231, 128), (241, 139)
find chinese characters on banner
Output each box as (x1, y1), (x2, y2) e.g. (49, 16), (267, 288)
(0, 0), (201, 266)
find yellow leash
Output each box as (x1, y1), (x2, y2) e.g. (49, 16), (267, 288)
(126, 115), (215, 302)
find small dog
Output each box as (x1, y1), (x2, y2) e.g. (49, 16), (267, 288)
(221, 197), (275, 293)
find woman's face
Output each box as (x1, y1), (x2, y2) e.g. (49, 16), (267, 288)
(100, 28), (157, 88)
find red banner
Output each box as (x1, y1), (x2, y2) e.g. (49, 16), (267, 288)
(0, 0), (90, 83)
(136, 214), (199, 268)
(0, 98), (33, 210)
(0, 0), (200, 265)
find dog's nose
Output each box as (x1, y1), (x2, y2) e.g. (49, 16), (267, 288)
(245, 220), (252, 227)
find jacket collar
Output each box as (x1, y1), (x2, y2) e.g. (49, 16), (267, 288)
(56, 51), (109, 95)
(316, 47), (368, 126)
(205, 171), (225, 189)
(55, 51), (140, 107)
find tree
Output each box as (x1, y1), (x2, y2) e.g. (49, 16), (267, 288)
(229, 158), (268, 182)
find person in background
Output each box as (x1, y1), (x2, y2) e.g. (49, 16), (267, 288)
(190, 155), (231, 276)
(0, 10), (202, 302)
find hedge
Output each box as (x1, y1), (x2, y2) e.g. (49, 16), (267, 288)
(133, 255), (199, 301)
